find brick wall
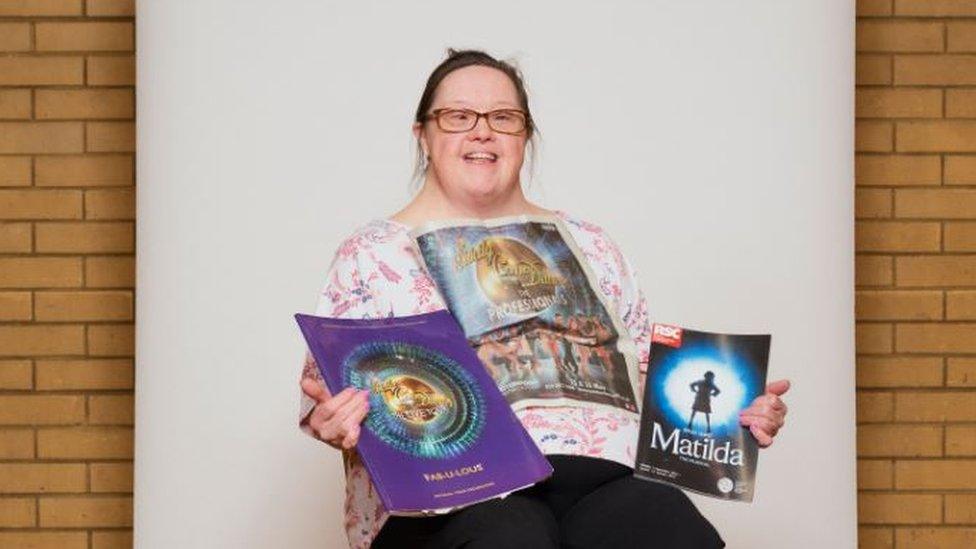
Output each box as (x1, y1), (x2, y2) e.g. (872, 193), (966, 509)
(0, 1), (134, 548)
(856, 1), (976, 548)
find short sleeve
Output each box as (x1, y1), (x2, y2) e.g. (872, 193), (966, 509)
(297, 239), (388, 439)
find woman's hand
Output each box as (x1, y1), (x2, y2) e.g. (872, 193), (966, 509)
(738, 379), (790, 448)
(301, 378), (370, 450)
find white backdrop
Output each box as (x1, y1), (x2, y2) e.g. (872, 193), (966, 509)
(135, 1), (856, 547)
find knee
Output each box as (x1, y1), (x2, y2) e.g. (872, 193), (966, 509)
(457, 496), (558, 549)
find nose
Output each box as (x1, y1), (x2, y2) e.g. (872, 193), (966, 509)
(469, 114), (494, 140)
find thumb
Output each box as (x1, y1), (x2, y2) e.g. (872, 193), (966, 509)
(300, 377), (331, 403)
(765, 379), (791, 396)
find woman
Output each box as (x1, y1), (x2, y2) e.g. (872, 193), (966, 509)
(299, 48), (790, 548)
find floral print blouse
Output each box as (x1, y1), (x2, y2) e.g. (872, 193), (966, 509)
(298, 210), (651, 549)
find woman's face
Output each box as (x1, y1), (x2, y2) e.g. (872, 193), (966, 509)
(415, 65), (527, 202)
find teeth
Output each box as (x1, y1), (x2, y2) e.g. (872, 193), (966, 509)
(464, 152), (496, 160)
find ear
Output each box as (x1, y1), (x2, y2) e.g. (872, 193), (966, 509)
(412, 122), (428, 157)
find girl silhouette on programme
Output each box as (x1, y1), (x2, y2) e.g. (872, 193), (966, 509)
(688, 371), (721, 433)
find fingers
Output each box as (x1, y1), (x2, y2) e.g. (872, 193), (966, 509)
(749, 423), (774, 447)
(300, 377), (332, 403)
(765, 379), (791, 396)
(310, 389), (370, 448)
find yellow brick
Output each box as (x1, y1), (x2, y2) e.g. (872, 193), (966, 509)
(36, 89), (134, 120)
(897, 323), (976, 353)
(37, 427), (132, 458)
(87, 122), (134, 152)
(855, 221), (940, 252)
(0, 429), (34, 458)
(858, 459), (893, 489)
(87, 0), (133, 16)
(35, 221), (133, 253)
(857, 89), (942, 119)
(0, 292), (32, 321)
(39, 496), (131, 527)
(948, 291), (976, 319)
(0, 223), (30, 252)
(857, 54), (892, 85)
(0, 325), (84, 356)
(857, 121), (894, 152)
(0, 498), (35, 527)
(857, 493), (942, 524)
(0, 57), (84, 87)
(86, 189), (134, 220)
(946, 155), (976, 184)
(855, 155), (941, 186)
(87, 55), (134, 86)
(948, 358), (976, 387)
(0, 1), (82, 16)
(897, 189), (976, 219)
(0, 189), (83, 219)
(0, 257), (82, 288)
(88, 324), (133, 356)
(0, 463), (86, 493)
(946, 89), (976, 117)
(895, 391), (976, 421)
(858, 0), (893, 16)
(0, 157), (31, 186)
(0, 532), (86, 549)
(90, 462), (132, 492)
(36, 22), (133, 52)
(858, 527), (893, 549)
(89, 395), (132, 425)
(946, 494), (976, 523)
(857, 323), (893, 353)
(858, 424), (942, 457)
(896, 459), (976, 489)
(946, 222), (976, 251)
(856, 290), (942, 320)
(898, 120), (976, 152)
(0, 122), (84, 154)
(35, 290), (132, 321)
(0, 360), (32, 389)
(36, 155), (132, 187)
(896, 528), (976, 549)
(946, 426), (976, 456)
(857, 21), (944, 53)
(85, 256), (134, 287)
(0, 395), (84, 425)
(857, 255), (894, 286)
(896, 256), (976, 287)
(856, 189), (892, 219)
(0, 89), (31, 119)
(896, 0), (976, 16)
(895, 55), (976, 86)
(35, 358), (132, 390)
(858, 391), (894, 422)
(92, 531), (132, 549)
(856, 356), (943, 387)
(0, 23), (31, 52)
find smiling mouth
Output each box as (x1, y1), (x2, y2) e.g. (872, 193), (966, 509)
(463, 152), (498, 164)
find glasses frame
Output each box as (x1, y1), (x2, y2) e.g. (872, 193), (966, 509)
(425, 108), (530, 135)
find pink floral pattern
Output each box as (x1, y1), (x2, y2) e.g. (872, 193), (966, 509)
(298, 211), (651, 549)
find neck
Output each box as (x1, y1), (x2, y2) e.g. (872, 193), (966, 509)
(393, 174), (545, 226)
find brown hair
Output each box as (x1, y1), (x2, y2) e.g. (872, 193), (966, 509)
(410, 48), (541, 190)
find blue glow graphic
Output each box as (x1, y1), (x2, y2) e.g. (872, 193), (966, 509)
(343, 341), (486, 459)
(649, 344), (760, 437)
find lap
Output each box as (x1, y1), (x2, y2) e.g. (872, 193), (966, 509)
(371, 492), (558, 549)
(370, 456), (724, 549)
(560, 476), (725, 549)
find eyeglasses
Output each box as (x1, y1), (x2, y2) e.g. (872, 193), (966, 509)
(425, 108), (529, 135)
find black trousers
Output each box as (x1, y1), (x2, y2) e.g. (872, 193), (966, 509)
(371, 455), (726, 549)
